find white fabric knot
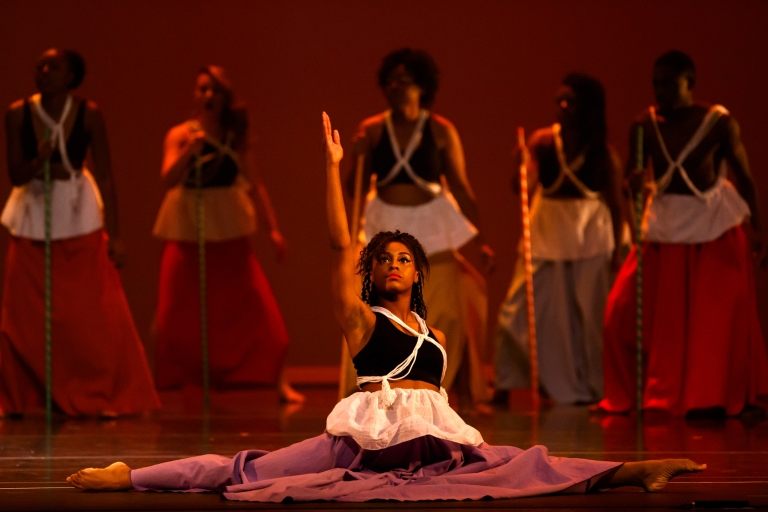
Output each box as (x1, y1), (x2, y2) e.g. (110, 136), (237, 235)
(379, 378), (397, 409)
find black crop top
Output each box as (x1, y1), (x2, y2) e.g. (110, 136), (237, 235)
(370, 116), (442, 186)
(183, 140), (239, 188)
(353, 312), (443, 389)
(21, 99), (90, 169)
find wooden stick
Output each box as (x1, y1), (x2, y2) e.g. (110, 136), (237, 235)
(517, 127), (539, 408)
(43, 129), (52, 426)
(194, 154), (209, 414)
(350, 154), (365, 239)
(634, 127), (644, 417)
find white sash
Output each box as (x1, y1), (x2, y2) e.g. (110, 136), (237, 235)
(357, 306), (449, 407)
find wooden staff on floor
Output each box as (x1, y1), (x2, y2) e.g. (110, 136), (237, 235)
(517, 127), (539, 408)
(43, 129), (52, 425)
(634, 127), (644, 417)
(194, 152), (210, 413)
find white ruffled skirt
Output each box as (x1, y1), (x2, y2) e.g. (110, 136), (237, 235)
(643, 178), (750, 244)
(325, 389), (484, 451)
(362, 193), (477, 256)
(1, 171), (103, 240)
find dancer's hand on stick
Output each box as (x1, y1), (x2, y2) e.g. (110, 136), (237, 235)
(323, 112), (343, 166)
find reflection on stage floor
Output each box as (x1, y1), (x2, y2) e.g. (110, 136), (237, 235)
(1, 388), (766, 510)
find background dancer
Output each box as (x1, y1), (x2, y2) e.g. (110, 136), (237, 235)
(341, 48), (493, 410)
(494, 74), (624, 406)
(0, 48), (160, 417)
(152, 66), (303, 402)
(65, 112), (706, 501)
(597, 50), (768, 416)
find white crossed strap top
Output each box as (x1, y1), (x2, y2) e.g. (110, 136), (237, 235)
(187, 120), (244, 172)
(1, 94), (103, 240)
(643, 105), (750, 244)
(542, 123), (599, 199)
(356, 306), (449, 408)
(528, 124), (614, 260)
(326, 306), (484, 450)
(376, 110), (442, 196)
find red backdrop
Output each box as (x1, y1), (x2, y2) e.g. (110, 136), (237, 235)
(0, 0), (766, 368)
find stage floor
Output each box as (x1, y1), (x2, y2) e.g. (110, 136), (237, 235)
(1, 387), (767, 511)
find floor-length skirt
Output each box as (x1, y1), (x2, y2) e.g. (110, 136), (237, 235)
(131, 432), (620, 502)
(598, 226), (768, 415)
(495, 252), (611, 404)
(0, 230), (160, 415)
(155, 238), (289, 389)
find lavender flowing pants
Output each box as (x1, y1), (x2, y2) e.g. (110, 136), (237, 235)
(131, 433), (620, 502)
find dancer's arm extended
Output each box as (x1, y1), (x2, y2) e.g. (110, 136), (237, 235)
(324, 112), (376, 357)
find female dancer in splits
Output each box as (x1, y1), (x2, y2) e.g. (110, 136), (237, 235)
(340, 48), (492, 410)
(152, 66), (303, 402)
(66, 113), (704, 502)
(494, 74), (624, 406)
(0, 49), (160, 417)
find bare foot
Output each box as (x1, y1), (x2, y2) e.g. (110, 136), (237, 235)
(66, 461), (133, 491)
(623, 459), (706, 492)
(278, 382), (305, 404)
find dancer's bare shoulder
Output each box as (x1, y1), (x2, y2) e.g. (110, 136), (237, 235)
(430, 327), (447, 350)
(4, 99), (25, 127)
(356, 113), (386, 147)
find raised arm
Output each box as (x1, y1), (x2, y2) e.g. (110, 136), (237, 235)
(323, 112), (376, 355)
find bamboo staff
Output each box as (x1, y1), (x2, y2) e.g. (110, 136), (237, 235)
(43, 129), (52, 425)
(517, 127), (539, 408)
(634, 127), (644, 417)
(350, 154), (365, 242)
(194, 154), (210, 413)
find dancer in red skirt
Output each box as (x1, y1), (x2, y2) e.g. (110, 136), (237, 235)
(65, 112), (706, 501)
(0, 49), (160, 417)
(152, 66), (303, 402)
(597, 50), (768, 416)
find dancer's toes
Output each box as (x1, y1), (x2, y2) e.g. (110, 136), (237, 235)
(642, 459), (706, 492)
(68, 462), (132, 491)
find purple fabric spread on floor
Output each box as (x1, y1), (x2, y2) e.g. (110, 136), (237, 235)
(131, 433), (620, 502)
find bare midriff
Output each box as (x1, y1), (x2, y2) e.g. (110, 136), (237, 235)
(361, 379), (439, 393)
(377, 183), (435, 206)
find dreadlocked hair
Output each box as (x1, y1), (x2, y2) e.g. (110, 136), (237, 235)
(356, 231), (430, 320)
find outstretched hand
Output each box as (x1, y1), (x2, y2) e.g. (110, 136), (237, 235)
(323, 112), (343, 165)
